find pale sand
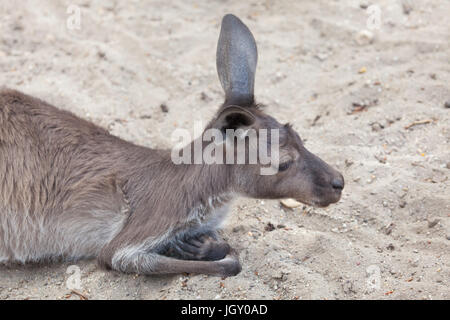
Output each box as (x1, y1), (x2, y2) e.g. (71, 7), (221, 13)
(0, 0), (448, 299)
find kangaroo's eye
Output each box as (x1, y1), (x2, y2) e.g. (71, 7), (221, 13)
(278, 160), (293, 172)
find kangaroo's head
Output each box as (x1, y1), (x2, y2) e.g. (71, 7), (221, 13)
(203, 14), (344, 208)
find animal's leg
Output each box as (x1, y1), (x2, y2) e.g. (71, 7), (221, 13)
(100, 246), (241, 277)
(170, 233), (231, 261)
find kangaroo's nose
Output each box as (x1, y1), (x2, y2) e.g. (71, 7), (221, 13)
(331, 175), (344, 190)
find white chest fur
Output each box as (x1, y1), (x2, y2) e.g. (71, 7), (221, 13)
(186, 193), (234, 234)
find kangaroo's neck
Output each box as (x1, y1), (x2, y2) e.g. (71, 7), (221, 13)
(119, 142), (237, 222)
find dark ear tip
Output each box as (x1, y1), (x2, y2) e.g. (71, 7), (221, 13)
(221, 14), (247, 30)
(222, 13), (239, 23)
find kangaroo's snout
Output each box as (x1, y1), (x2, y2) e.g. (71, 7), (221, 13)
(298, 148), (344, 208)
(331, 175), (344, 191)
(326, 171), (345, 206)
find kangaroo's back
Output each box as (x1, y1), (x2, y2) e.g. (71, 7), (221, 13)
(0, 89), (129, 263)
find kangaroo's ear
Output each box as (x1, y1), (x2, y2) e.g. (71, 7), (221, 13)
(210, 105), (256, 133)
(216, 14), (258, 107)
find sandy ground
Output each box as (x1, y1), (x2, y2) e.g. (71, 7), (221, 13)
(0, 0), (449, 300)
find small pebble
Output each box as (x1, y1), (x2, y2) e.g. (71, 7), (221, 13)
(265, 222), (275, 232)
(371, 122), (384, 132)
(280, 199), (302, 209)
(359, 1), (369, 9)
(428, 219), (439, 228)
(402, 0), (413, 15)
(97, 51), (106, 59)
(355, 30), (374, 46)
(160, 103), (169, 113)
(200, 92), (211, 102)
(444, 101), (450, 109)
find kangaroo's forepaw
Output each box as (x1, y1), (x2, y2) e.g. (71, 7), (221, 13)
(173, 234), (231, 261)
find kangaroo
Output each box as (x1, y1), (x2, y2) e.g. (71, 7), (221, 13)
(0, 14), (344, 277)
